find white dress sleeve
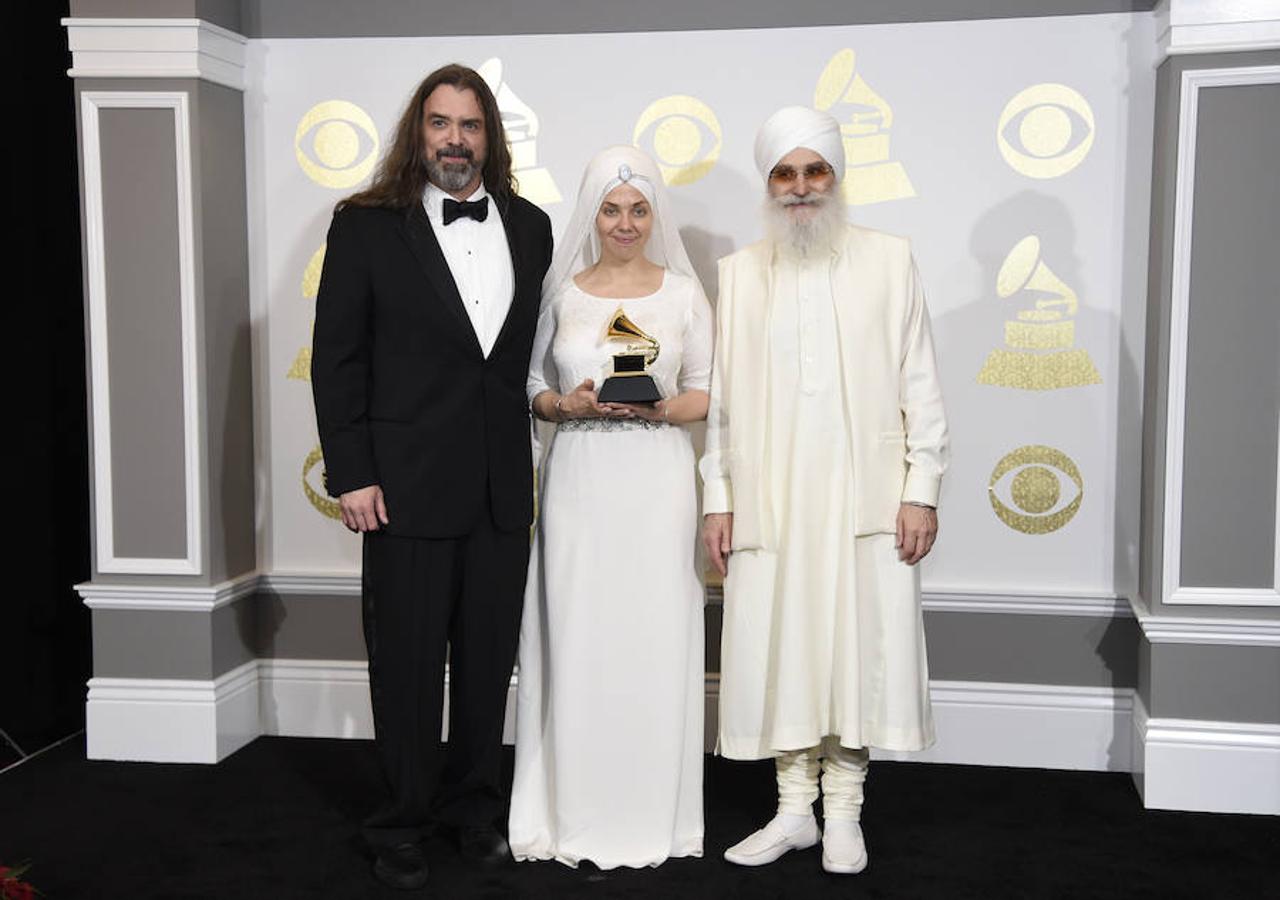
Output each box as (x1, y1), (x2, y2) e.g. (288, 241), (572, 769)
(697, 260), (733, 514)
(677, 277), (714, 393)
(526, 290), (560, 404)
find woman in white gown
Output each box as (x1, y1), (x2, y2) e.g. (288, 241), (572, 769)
(508, 146), (713, 869)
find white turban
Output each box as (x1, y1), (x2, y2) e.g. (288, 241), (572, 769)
(753, 106), (845, 182)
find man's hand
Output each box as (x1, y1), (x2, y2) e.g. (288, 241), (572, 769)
(340, 484), (389, 533)
(896, 503), (937, 565)
(703, 513), (734, 577)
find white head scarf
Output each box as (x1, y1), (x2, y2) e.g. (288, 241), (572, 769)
(543, 145), (699, 299)
(753, 106), (845, 182)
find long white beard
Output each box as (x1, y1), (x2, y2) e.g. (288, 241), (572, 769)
(762, 189), (847, 257)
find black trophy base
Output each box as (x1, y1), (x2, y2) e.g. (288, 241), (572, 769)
(597, 374), (661, 405)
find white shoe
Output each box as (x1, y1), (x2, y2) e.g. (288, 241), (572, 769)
(821, 819), (868, 874)
(723, 814), (820, 866)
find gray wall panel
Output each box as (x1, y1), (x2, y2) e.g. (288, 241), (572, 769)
(240, 0), (1156, 38)
(256, 593), (366, 660)
(92, 608), (213, 678)
(923, 612), (1138, 688)
(99, 106), (189, 562)
(70, 0), (242, 31)
(1140, 49), (1280, 617)
(212, 595), (257, 674)
(1178, 82), (1280, 590)
(1149, 643), (1280, 724)
(255, 591), (1138, 691)
(195, 80), (257, 582)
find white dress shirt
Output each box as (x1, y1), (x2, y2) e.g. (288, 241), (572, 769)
(423, 181), (515, 357)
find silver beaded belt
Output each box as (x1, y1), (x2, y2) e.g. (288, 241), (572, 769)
(556, 418), (673, 432)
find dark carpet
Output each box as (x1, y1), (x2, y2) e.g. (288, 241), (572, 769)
(1, 735), (1276, 899)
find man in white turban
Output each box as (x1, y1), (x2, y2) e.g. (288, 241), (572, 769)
(700, 106), (948, 875)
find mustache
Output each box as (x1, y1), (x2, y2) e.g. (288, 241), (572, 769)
(435, 144), (474, 161)
(775, 193), (827, 207)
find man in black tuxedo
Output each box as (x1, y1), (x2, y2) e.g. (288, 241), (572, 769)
(311, 64), (552, 891)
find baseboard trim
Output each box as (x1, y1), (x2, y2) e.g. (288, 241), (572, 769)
(96, 664), (1280, 815)
(874, 681), (1133, 772)
(86, 663), (1134, 777)
(1132, 694), (1280, 815)
(86, 659), (259, 763)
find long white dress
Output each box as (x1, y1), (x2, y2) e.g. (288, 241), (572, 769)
(509, 270), (713, 869)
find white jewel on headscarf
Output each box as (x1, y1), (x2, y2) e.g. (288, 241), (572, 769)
(753, 106), (846, 182)
(543, 145), (698, 299)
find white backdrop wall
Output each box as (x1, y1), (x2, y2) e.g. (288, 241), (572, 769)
(246, 13), (1156, 596)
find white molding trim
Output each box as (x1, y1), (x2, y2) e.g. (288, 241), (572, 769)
(259, 572), (362, 596)
(81, 91), (204, 577)
(86, 659), (258, 763)
(1162, 63), (1280, 608)
(258, 659), (373, 739)
(258, 660), (520, 744)
(1131, 595), (1280, 646)
(1132, 693), (1280, 814)
(63, 17), (247, 90)
(91, 663), (1137, 776)
(75, 571), (259, 612)
(1156, 1), (1280, 59)
(261, 572), (1133, 618)
(874, 681), (1133, 772)
(264, 668), (1132, 774)
(923, 589), (1131, 618)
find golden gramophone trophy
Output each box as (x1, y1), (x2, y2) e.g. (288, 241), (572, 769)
(596, 308), (662, 404)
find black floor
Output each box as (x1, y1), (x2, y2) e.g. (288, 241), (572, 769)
(1, 736), (1276, 899)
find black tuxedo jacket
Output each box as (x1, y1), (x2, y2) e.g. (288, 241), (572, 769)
(311, 195), (553, 537)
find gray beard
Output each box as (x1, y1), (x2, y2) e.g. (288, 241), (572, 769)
(762, 189), (847, 257)
(426, 157), (482, 193)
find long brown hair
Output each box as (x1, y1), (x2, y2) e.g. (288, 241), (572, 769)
(340, 64), (515, 212)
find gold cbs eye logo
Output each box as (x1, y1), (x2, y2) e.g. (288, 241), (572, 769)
(302, 445), (343, 521)
(295, 100), (380, 189)
(633, 95), (722, 186)
(286, 244), (326, 382)
(997, 84), (1094, 179)
(988, 444), (1083, 535)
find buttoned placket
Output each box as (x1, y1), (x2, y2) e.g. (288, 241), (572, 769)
(798, 259), (829, 395)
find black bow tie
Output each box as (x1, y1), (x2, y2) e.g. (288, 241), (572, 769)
(442, 196), (489, 225)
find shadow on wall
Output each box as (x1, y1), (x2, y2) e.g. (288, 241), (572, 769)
(669, 158), (757, 301)
(1091, 614), (1142, 771)
(928, 191), (1123, 583)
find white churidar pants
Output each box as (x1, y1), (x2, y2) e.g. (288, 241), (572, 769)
(775, 739), (871, 821)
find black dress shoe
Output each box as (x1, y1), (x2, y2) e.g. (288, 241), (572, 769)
(456, 824), (512, 867)
(373, 841), (429, 890)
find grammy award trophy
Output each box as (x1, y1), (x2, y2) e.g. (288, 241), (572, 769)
(596, 308), (662, 405)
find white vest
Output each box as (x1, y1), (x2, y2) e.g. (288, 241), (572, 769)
(700, 223), (949, 546)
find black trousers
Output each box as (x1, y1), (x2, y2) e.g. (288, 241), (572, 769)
(360, 508), (528, 848)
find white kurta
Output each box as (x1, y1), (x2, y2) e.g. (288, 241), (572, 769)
(715, 252), (934, 760)
(509, 271), (712, 869)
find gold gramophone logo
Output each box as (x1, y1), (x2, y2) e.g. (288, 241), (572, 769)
(988, 445), (1083, 535)
(976, 235), (1101, 391)
(997, 84), (1094, 179)
(287, 243), (326, 382)
(633, 95), (723, 186)
(478, 58), (562, 206)
(814, 49), (915, 206)
(302, 444), (342, 521)
(295, 100), (380, 189)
